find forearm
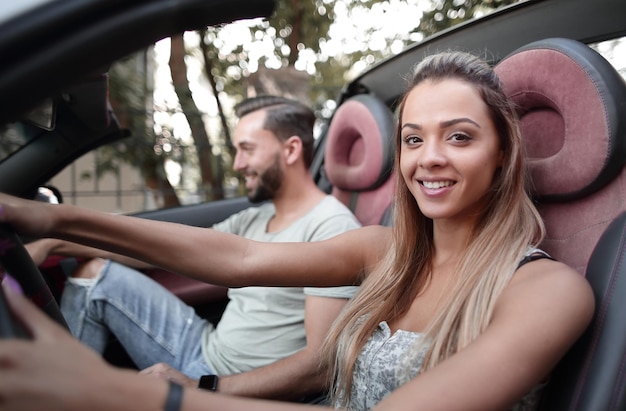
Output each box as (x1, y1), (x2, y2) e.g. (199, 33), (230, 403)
(0, 279), (334, 411)
(32, 238), (155, 269)
(74, 368), (326, 411)
(30, 203), (248, 285)
(0, 196), (373, 287)
(219, 348), (328, 400)
(47, 204), (358, 287)
(182, 390), (330, 411)
(91, 369), (167, 411)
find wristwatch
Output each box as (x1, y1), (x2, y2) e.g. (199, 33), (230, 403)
(198, 374), (219, 391)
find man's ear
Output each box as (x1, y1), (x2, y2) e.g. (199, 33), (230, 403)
(283, 136), (303, 165)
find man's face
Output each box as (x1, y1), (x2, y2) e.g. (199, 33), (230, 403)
(232, 109), (285, 203)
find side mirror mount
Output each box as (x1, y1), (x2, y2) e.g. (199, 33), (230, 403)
(23, 98), (56, 131)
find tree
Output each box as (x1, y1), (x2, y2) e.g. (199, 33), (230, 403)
(169, 34), (223, 201)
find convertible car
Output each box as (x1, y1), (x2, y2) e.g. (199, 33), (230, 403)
(1, 0), (625, 409)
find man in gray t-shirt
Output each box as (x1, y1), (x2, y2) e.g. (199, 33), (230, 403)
(205, 196), (358, 376)
(32, 96), (360, 401)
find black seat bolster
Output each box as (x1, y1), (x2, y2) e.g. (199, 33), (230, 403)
(378, 204), (394, 227)
(538, 210), (626, 411)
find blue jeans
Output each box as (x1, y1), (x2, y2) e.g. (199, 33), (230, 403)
(60, 260), (214, 378)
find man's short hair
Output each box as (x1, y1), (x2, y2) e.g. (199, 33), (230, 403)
(235, 95), (316, 167)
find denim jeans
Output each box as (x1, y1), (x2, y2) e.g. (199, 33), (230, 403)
(60, 260), (214, 378)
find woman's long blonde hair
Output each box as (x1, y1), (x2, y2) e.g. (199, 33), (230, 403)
(321, 51), (545, 407)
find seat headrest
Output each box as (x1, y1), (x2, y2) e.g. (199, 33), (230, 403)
(494, 38), (626, 202)
(324, 94), (395, 191)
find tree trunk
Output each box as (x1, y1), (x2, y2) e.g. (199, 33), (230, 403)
(287, 0), (303, 66)
(144, 173), (180, 209)
(199, 29), (232, 157)
(169, 34), (223, 201)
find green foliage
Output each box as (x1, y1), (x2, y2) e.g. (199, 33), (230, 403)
(93, 54), (152, 181)
(418, 0), (520, 37)
(269, 0), (335, 58)
(96, 51), (185, 184)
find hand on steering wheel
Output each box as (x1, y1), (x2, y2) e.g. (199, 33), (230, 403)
(0, 283), (30, 338)
(0, 223), (68, 334)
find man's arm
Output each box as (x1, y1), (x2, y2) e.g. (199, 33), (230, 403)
(218, 294), (347, 399)
(142, 294), (348, 400)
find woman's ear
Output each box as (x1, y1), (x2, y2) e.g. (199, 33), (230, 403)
(283, 136), (303, 165)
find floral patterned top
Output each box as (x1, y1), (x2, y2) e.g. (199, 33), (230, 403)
(338, 321), (544, 410)
(336, 248), (552, 411)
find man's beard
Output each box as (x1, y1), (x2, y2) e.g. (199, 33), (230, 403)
(247, 156), (283, 203)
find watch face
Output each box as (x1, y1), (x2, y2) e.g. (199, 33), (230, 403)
(199, 375), (218, 391)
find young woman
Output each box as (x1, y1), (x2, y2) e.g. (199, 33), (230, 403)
(0, 51), (593, 411)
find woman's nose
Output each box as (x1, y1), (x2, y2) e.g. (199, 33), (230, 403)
(419, 139), (447, 168)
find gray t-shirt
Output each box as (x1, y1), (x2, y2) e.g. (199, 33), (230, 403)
(201, 195), (360, 375)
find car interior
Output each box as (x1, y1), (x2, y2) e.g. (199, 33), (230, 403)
(1, 0), (626, 409)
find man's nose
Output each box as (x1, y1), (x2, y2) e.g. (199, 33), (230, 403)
(233, 152), (245, 171)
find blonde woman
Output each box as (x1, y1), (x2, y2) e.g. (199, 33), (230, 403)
(0, 51), (593, 411)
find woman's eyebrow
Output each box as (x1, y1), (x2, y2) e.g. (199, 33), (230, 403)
(401, 118), (481, 131)
(401, 122), (420, 131)
(441, 117), (481, 128)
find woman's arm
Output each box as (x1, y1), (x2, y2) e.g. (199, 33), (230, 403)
(0, 258), (593, 411)
(0, 287), (330, 411)
(372, 259), (594, 411)
(0, 194), (390, 287)
(25, 238), (155, 269)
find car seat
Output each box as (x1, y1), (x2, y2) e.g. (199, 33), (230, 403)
(323, 94), (396, 226)
(494, 37), (626, 411)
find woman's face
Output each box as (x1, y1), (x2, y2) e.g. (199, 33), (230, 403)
(399, 78), (503, 225)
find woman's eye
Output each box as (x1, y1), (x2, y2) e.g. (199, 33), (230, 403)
(403, 135), (422, 145)
(450, 133), (471, 143)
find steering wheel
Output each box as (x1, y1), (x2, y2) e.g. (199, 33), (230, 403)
(0, 284), (30, 338)
(0, 223), (68, 336)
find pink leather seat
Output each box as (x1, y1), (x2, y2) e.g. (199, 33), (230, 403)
(324, 94), (396, 226)
(495, 37), (626, 411)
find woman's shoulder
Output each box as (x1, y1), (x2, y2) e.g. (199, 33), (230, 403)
(514, 254), (587, 288)
(504, 256), (594, 324)
(490, 256), (594, 365)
